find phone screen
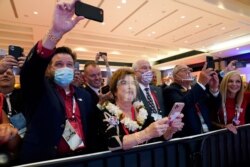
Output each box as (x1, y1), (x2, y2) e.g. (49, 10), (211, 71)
(75, 1), (104, 22)
(206, 56), (215, 69)
(168, 102), (185, 122)
(235, 61), (246, 68)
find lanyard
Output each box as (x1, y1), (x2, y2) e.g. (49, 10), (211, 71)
(195, 103), (209, 133)
(68, 97), (76, 121)
(150, 90), (161, 112)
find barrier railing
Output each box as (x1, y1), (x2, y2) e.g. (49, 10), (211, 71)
(16, 124), (250, 167)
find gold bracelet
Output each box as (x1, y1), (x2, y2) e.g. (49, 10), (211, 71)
(46, 31), (60, 43)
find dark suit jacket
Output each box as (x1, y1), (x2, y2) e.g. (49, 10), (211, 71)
(84, 85), (99, 105)
(20, 43), (99, 163)
(163, 82), (221, 136)
(137, 85), (166, 129)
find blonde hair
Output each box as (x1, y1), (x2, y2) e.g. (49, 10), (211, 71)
(220, 71), (244, 109)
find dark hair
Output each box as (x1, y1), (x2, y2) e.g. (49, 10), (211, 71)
(53, 46), (76, 61)
(109, 68), (136, 96)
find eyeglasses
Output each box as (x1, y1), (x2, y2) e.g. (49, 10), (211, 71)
(117, 79), (137, 86)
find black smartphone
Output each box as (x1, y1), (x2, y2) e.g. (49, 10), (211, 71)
(75, 1), (104, 22)
(99, 52), (107, 56)
(206, 56), (215, 69)
(101, 85), (110, 94)
(74, 61), (80, 70)
(235, 61), (247, 68)
(8, 45), (23, 60)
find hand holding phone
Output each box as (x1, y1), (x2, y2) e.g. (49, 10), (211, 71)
(8, 45), (23, 60)
(101, 85), (110, 94)
(75, 1), (104, 22)
(206, 56), (215, 69)
(168, 102), (185, 122)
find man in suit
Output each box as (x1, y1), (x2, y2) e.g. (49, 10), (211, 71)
(19, 0), (100, 163)
(133, 59), (166, 128)
(83, 61), (102, 105)
(163, 64), (221, 136)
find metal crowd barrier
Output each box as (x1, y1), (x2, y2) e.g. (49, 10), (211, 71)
(16, 124), (250, 167)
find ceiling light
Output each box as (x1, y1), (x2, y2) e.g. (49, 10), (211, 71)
(101, 22), (105, 25)
(110, 51), (121, 55)
(33, 11), (38, 15)
(236, 48), (239, 50)
(221, 27), (226, 30)
(117, 6), (121, 9)
(208, 35), (250, 51)
(122, 0), (127, 4)
(152, 31), (156, 34)
(128, 27), (132, 30)
(180, 16), (186, 19)
(195, 25), (200, 28)
(74, 47), (87, 52)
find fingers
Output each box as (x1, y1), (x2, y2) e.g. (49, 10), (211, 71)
(157, 117), (169, 125)
(202, 62), (207, 71)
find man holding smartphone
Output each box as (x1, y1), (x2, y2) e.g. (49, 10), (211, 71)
(19, 0), (104, 163)
(163, 63), (221, 136)
(0, 50), (27, 164)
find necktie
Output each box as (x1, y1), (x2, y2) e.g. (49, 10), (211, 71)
(144, 88), (157, 113)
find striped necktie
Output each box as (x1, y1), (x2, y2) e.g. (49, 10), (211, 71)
(144, 88), (157, 113)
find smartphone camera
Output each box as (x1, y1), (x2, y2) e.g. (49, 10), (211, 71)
(8, 45), (23, 60)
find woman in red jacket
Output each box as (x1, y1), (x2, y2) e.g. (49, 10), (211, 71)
(213, 71), (250, 134)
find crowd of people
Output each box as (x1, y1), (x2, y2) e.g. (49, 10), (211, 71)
(0, 0), (250, 165)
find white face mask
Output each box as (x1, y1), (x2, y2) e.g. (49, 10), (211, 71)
(175, 74), (194, 82)
(141, 71), (153, 85)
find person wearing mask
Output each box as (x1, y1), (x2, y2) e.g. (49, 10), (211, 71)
(133, 60), (166, 129)
(163, 64), (221, 136)
(97, 68), (184, 151)
(19, 0), (99, 163)
(212, 71), (250, 134)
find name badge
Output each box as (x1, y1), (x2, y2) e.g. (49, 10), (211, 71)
(62, 120), (84, 150)
(9, 113), (27, 138)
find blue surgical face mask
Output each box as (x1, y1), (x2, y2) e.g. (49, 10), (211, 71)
(54, 67), (74, 88)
